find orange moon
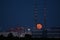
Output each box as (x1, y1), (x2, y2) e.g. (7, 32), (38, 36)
(37, 24), (42, 30)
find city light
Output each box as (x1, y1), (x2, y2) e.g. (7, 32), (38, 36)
(28, 28), (31, 31)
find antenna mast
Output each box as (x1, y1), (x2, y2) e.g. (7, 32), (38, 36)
(34, 0), (38, 29)
(42, 0), (47, 38)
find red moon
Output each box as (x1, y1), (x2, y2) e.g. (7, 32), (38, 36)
(36, 24), (42, 30)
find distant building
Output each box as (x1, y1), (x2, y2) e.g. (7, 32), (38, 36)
(32, 27), (60, 38)
(47, 27), (60, 38)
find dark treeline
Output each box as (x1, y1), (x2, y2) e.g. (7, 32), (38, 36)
(0, 33), (32, 40)
(0, 33), (60, 40)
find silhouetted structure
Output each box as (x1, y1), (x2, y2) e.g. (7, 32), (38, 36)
(0, 35), (5, 40)
(25, 34), (32, 38)
(42, 29), (47, 38)
(7, 33), (14, 38)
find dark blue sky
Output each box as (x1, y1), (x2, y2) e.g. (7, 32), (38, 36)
(0, 0), (60, 31)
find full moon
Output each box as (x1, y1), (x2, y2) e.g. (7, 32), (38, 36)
(36, 24), (42, 30)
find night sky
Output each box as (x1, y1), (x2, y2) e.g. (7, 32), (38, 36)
(0, 0), (60, 31)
